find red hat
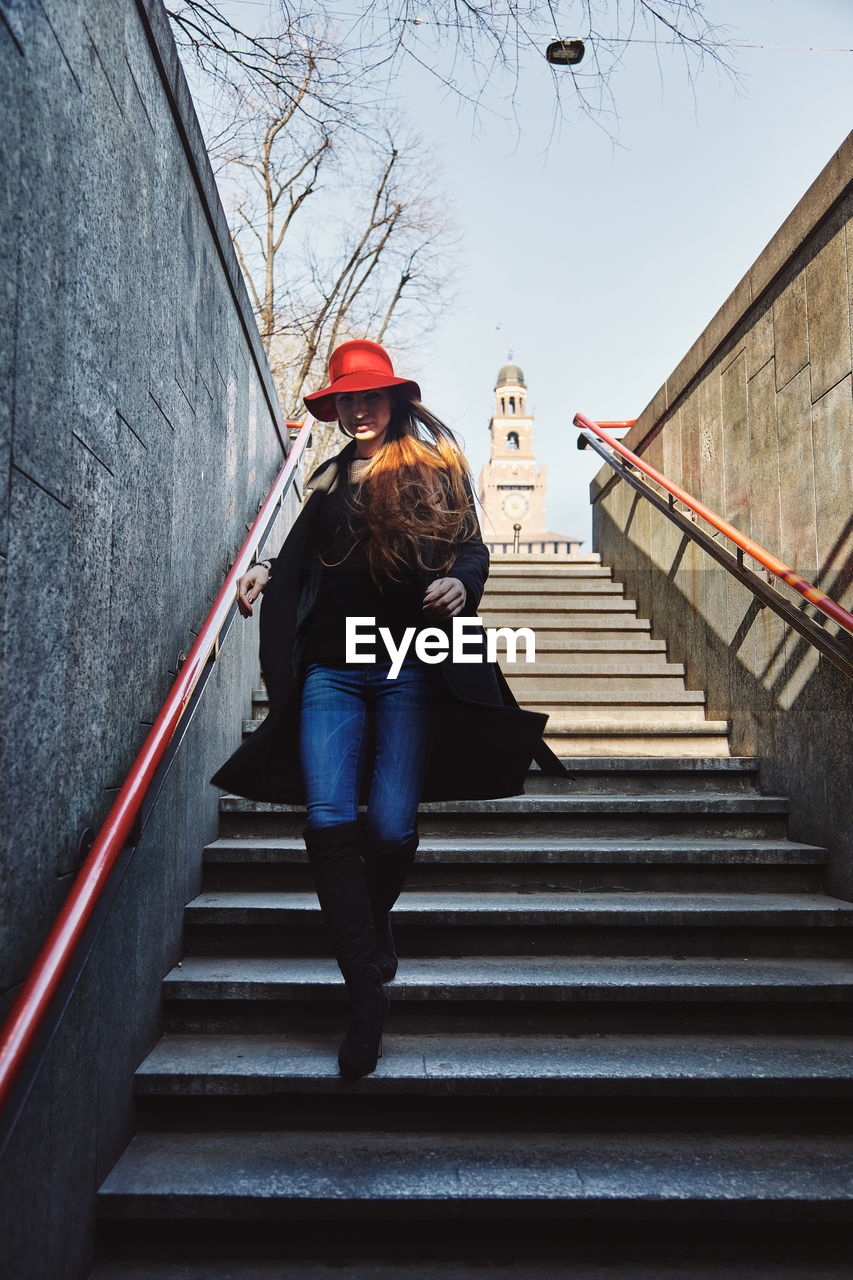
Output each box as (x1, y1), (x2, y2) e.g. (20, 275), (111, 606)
(303, 339), (421, 422)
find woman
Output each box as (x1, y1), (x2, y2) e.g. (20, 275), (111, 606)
(212, 339), (567, 1078)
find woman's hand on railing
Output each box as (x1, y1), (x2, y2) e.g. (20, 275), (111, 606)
(237, 565), (270, 618)
(423, 576), (467, 620)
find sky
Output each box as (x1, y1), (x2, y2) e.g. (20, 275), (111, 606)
(383, 0), (853, 545)
(205, 2), (853, 546)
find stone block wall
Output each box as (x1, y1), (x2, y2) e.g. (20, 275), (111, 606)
(0, 2), (297, 1275)
(592, 130), (853, 896)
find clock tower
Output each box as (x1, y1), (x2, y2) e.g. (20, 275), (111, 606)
(478, 359), (564, 545)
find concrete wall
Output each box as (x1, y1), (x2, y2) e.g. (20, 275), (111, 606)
(0, 2), (297, 1275)
(592, 130), (853, 897)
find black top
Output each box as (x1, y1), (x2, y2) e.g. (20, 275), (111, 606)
(303, 466), (425, 665)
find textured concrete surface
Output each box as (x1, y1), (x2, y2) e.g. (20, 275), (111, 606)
(206, 834), (820, 858)
(592, 132), (853, 899)
(160, 953), (853, 1002)
(87, 1263), (853, 1280)
(182, 889), (853, 927)
(94, 758), (853, 1271)
(0, 2), (295, 1277)
(97, 1129), (853, 1215)
(134, 1031), (853, 1094)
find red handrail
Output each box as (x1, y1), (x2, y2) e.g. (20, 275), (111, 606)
(575, 412), (853, 640)
(0, 418), (313, 1119)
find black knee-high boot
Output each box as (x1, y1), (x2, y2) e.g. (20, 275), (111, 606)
(362, 825), (419, 983)
(302, 820), (389, 1078)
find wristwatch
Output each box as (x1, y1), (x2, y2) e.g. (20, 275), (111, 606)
(255, 559), (273, 575)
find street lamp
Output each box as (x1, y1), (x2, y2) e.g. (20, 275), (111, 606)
(545, 39), (585, 67)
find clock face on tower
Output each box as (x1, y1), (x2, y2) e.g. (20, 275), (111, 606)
(501, 492), (530, 520)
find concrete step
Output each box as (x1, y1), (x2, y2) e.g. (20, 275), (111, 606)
(162, 954), (853, 1005)
(184, 889), (851, 926)
(498, 619), (651, 635)
(511, 693), (705, 709)
(217, 793), (787, 841)
(481, 590), (633, 604)
(244, 638), (677, 662)
(244, 706), (712, 739)
(86, 1258), (853, 1279)
(202, 834), (826, 894)
(542, 709), (721, 728)
(488, 565), (609, 576)
(488, 553), (601, 565)
(97, 1128), (853, 1223)
(499, 637), (669, 655)
(544, 720), (731, 759)
(479, 603), (639, 621)
(483, 593), (632, 612)
(249, 693), (707, 729)
(250, 669), (696, 710)
(502, 662), (688, 680)
(181, 890), (853, 959)
(483, 580), (625, 596)
(244, 639), (679, 679)
(133, 1031), (853, 1099)
(523, 758), (755, 792)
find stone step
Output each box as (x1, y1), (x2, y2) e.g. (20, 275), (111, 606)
(181, 891), (853, 959)
(511, 692), (705, 708)
(488, 565), (609, 576)
(222, 758), (761, 798)
(202, 835), (826, 894)
(498, 619), (651, 634)
(250, 692), (706, 729)
(523, 758), (756, 792)
(133, 1031), (853, 1099)
(250, 668), (694, 709)
(86, 1257), (853, 1279)
(544, 720), (731, 760)
(483, 593), (632, 612)
(479, 603), (639, 621)
(244, 706), (712, 739)
(220, 794), (787, 817)
(97, 1128), (853, 1223)
(484, 579), (624, 595)
(205, 834), (818, 862)
(503, 662), (688, 680)
(162, 954), (853, 1006)
(488, 553), (601, 565)
(499, 632), (666, 650)
(217, 793), (786, 841)
(485, 589), (628, 605)
(541, 708), (719, 728)
(250, 692), (707, 728)
(184, 889), (850, 925)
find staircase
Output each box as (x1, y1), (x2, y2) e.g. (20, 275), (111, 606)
(91, 557), (853, 1277)
(482, 556), (730, 756)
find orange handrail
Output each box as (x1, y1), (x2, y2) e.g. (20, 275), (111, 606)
(575, 412), (853, 640)
(0, 418), (313, 1123)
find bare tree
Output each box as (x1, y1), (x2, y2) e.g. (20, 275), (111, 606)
(167, 1), (737, 132)
(266, 134), (457, 468)
(168, 0), (737, 469)
(212, 65), (332, 352)
(208, 35), (456, 464)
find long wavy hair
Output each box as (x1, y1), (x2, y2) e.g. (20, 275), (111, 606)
(332, 396), (478, 586)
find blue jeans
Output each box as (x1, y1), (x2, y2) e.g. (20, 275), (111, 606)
(299, 659), (437, 845)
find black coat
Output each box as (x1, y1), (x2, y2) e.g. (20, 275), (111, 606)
(211, 441), (568, 803)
